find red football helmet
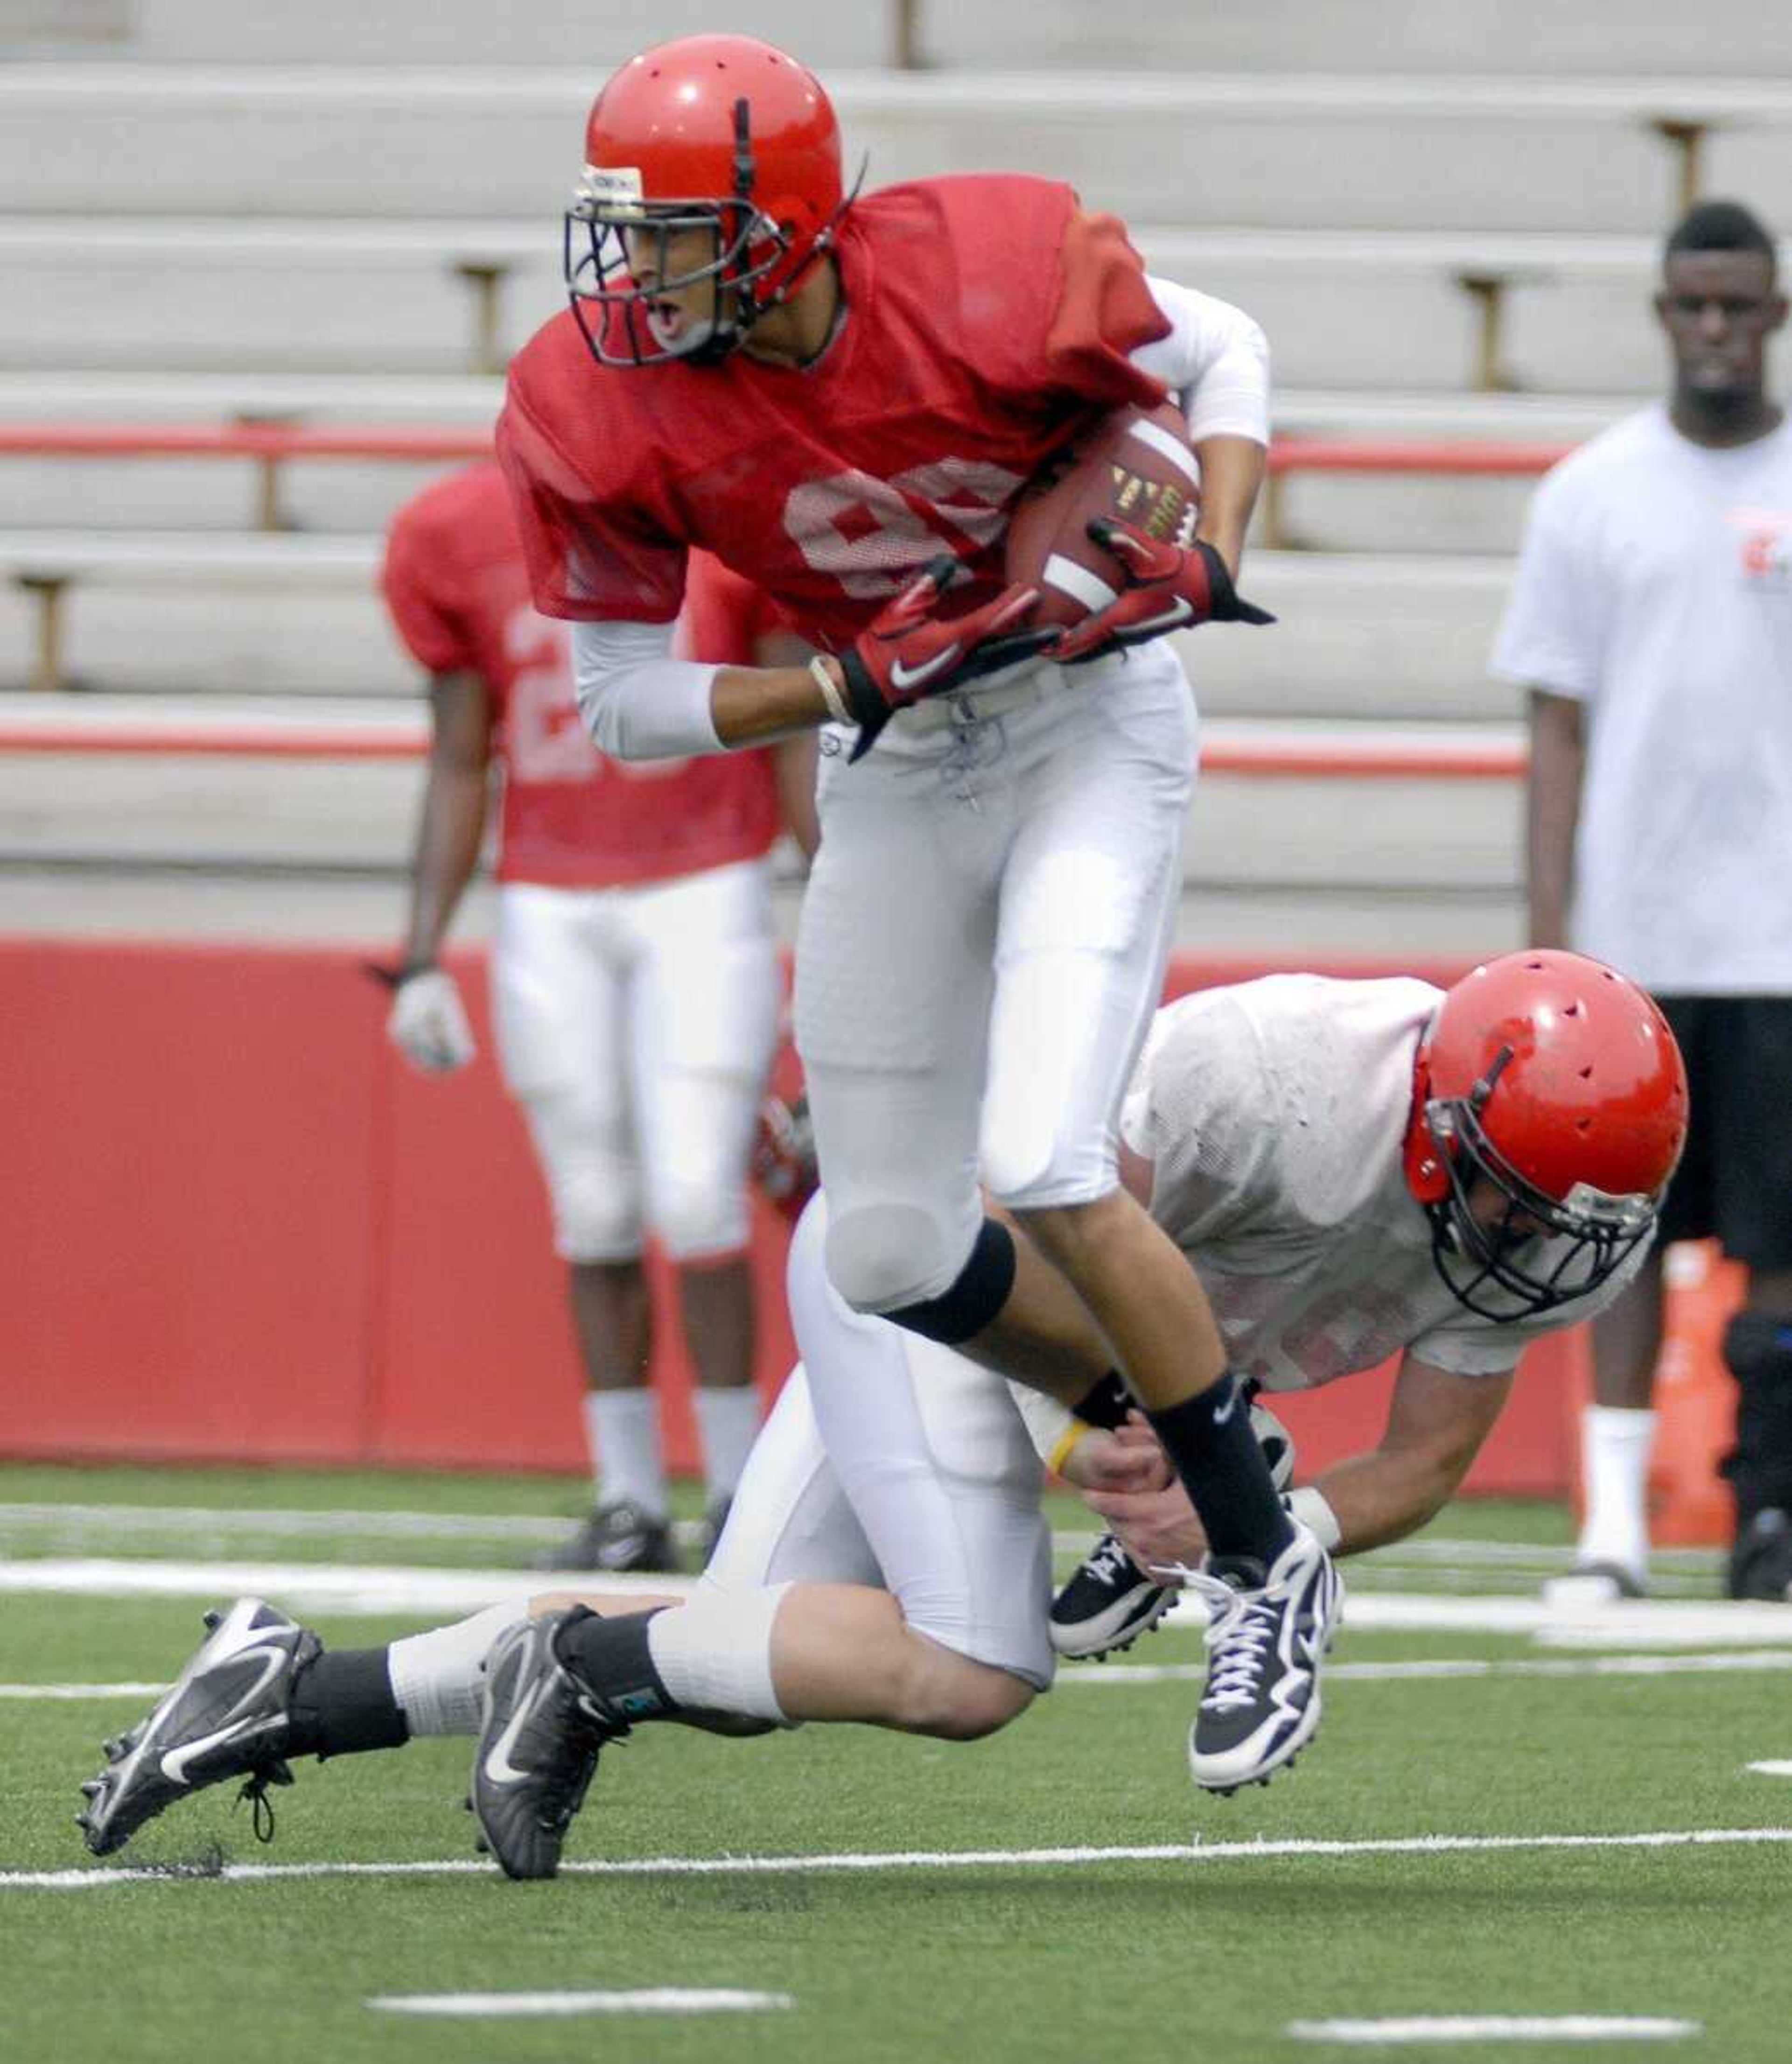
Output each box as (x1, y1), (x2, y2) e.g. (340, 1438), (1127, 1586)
(564, 35), (851, 367)
(1402, 950), (1689, 1320)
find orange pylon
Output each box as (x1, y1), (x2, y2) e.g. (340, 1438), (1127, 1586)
(1647, 1241), (1746, 1546)
(1567, 1239), (1745, 1547)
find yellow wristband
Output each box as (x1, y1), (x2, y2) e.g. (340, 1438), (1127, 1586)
(1047, 1417), (1092, 1478)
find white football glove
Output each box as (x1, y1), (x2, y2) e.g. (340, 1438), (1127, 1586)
(386, 967), (476, 1074)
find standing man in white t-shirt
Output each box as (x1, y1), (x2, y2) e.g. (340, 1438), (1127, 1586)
(1491, 199), (1792, 1603)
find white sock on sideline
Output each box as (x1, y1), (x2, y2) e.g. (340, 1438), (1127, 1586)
(585, 1387), (667, 1518)
(693, 1385), (763, 1504)
(1577, 1404), (1657, 1579)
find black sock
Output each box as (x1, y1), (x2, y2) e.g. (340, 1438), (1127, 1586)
(1147, 1374), (1295, 1573)
(554, 1608), (681, 1726)
(286, 1647), (409, 1760)
(1071, 1369), (1133, 1432)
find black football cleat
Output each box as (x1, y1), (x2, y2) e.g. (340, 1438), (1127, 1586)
(1729, 1508), (1792, 1602)
(1049, 1395), (1297, 1660)
(1049, 1534), (1176, 1660)
(77, 1598), (318, 1856)
(469, 1611), (630, 1881)
(528, 1499), (678, 1575)
(1183, 1521), (1343, 1796)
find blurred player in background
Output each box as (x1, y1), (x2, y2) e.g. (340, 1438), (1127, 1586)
(497, 32), (1329, 1795)
(380, 460), (817, 1573)
(1495, 199), (1792, 1603)
(77, 952), (1687, 1878)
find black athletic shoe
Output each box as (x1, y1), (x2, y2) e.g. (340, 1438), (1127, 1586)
(528, 1500), (678, 1575)
(1729, 1509), (1792, 1601)
(1183, 1522), (1343, 1796)
(1049, 1397), (1297, 1660)
(77, 1597), (319, 1856)
(469, 1611), (629, 1881)
(1049, 1534), (1176, 1659)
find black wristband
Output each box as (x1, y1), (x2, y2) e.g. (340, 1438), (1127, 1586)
(835, 647), (889, 728)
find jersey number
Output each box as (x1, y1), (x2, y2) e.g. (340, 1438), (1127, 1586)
(781, 459), (1025, 600)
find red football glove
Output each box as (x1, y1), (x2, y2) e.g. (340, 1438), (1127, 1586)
(750, 1090), (818, 1225)
(1049, 520), (1274, 666)
(837, 557), (1048, 760)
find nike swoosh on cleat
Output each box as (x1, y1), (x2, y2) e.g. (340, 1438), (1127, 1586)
(482, 1663), (552, 1787)
(158, 1644), (291, 1785)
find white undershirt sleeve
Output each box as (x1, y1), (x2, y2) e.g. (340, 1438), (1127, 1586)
(1006, 1382), (1080, 1469)
(1131, 275), (1271, 447)
(571, 616), (724, 761)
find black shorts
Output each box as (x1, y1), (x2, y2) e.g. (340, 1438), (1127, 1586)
(1656, 995), (1792, 1269)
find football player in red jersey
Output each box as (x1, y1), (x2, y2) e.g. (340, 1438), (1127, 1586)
(380, 461), (818, 1574)
(495, 35), (1324, 1792)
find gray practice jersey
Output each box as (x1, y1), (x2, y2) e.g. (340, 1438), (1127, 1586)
(1120, 974), (1644, 1389)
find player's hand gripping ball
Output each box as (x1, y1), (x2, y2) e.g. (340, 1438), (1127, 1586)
(1004, 401), (1274, 660)
(836, 557), (1049, 760)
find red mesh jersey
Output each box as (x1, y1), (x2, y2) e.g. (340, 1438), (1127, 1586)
(497, 176), (1169, 653)
(381, 462), (783, 888)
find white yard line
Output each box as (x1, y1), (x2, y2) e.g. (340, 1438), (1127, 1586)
(1746, 1761), (1792, 1777)
(6, 1826), (1790, 1893)
(4, 1555), (1782, 1643)
(366, 1989), (792, 2017)
(1286, 2017), (1699, 2045)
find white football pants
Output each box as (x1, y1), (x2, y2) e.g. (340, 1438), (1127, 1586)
(794, 645), (1197, 1312)
(704, 1194), (1054, 1689)
(491, 858), (782, 1264)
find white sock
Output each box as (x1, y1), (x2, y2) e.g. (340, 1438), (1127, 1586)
(693, 1385), (762, 1503)
(585, 1388), (667, 1518)
(1578, 1404), (1656, 1576)
(387, 1600), (530, 1737)
(646, 1580), (792, 1724)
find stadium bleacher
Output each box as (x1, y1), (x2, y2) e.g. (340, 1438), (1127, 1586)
(3, 1), (1782, 951)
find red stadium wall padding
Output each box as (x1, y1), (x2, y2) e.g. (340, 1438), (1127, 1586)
(0, 940), (380, 1464)
(0, 936), (1576, 1492)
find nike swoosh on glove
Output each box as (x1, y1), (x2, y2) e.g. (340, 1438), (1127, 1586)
(838, 557), (1048, 762)
(1050, 520), (1274, 666)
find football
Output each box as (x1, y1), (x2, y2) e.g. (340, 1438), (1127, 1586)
(1003, 400), (1202, 628)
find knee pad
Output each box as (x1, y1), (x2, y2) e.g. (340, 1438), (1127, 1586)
(882, 1219), (1018, 1346)
(649, 1161), (750, 1264)
(542, 1157), (642, 1264)
(823, 1203), (972, 1315)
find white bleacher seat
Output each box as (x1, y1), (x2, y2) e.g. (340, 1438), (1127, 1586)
(5, 68), (1792, 233)
(14, 0), (1787, 83)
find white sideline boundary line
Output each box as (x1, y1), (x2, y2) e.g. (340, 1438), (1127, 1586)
(5, 1556), (1785, 1642)
(12, 1647), (1792, 1703)
(0, 1506), (1720, 1569)
(1287, 2016), (1699, 2045)
(7, 1826), (1791, 1893)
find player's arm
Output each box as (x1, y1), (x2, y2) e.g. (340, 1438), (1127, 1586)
(1293, 1352), (1513, 1554)
(1526, 688), (1584, 949)
(1134, 276), (1271, 578)
(398, 671), (494, 972)
(1084, 1352), (1512, 1564)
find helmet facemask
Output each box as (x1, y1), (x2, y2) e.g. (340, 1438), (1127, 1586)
(1421, 1046), (1659, 1322)
(565, 96), (835, 368)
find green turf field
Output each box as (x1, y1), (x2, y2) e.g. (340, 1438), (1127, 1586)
(4, 1464), (1791, 2062)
